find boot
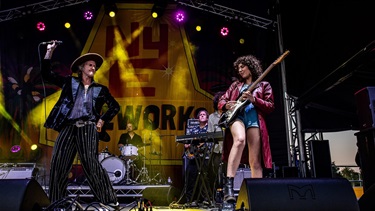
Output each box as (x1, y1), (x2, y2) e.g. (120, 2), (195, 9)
(224, 177), (236, 203)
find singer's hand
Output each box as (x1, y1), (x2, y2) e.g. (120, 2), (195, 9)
(47, 40), (58, 51)
(44, 40), (58, 59)
(96, 119), (104, 132)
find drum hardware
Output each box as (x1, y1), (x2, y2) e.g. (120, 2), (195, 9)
(124, 159), (137, 184)
(135, 137), (152, 184)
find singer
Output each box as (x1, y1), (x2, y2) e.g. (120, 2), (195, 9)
(41, 41), (121, 209)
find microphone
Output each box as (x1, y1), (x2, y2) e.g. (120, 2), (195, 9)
(41, 40), (63, 45)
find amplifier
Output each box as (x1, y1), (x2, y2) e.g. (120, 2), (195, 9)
(0, 163), (36, 179)
(234, 168), (251, 191)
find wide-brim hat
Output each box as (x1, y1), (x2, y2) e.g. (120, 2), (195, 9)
(70, 53), (104, 73)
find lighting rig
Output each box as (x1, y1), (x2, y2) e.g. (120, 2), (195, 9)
(0, 0), (90, 23)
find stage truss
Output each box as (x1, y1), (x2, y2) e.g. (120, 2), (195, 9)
(0, 0), (89, 23)
(44, 184), (171, 198)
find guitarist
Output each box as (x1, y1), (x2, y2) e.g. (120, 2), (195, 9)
(218, 54), (275, 203)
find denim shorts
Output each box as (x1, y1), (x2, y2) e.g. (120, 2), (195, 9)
(236, 104), (259, 129)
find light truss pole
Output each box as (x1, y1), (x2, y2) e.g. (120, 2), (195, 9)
(175, 0), (276, 30)
(0, 0), (89, 23)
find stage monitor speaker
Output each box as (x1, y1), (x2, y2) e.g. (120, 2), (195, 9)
(355, 86), (375, 130)
(0, 179), (50, 211)
(358, 183), (375, 211)
(309, 140), (332, 178)
(142, 186), (181, 206)
(236, 178), (359, 211)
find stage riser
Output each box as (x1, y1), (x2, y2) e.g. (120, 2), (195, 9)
(44, 185), (172, 198)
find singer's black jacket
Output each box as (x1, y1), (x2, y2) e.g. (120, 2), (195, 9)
(41, 59), (119, 132)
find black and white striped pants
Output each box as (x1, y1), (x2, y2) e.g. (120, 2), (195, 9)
(48, 123), (117, 204)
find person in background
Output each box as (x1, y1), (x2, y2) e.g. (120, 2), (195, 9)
(184, 109), (210, 205)
(118, 122), (144, 177)
(207, 91), (225, 201)
(118, 122), (143, 150)
(218, 54), (275, 203)
(42, 41), (121, 209)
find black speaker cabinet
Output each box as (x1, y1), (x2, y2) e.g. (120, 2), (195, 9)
(142, 186), (181, 206)
(355, 87), (375, 130)
(236, 178), (359, 211)
(355, 129), (375, 192)
(0, 179), (50, 211)
(309, 140), (332, 178)
(359, 183), (375, 211)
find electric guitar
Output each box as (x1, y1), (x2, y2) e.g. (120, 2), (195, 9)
(218, 50), (290, 128)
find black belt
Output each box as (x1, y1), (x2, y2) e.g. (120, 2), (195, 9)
(70, 120), (95, 127)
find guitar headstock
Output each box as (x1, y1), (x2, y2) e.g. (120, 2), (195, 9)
(273, 50), (290, 65)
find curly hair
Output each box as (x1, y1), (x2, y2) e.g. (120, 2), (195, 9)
(213, 91), (225, 111)
(233, 55), (263, 81)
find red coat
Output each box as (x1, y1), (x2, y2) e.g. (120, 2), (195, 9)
(218, 81), (275, 169)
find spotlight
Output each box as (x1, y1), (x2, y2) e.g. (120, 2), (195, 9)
(152, 11), (158, 19)
(196, 25), (202, 31)
(30, 144), (42, 162)
(64, 22), (71, 29)
(84, 10), (93, 20)
(151, 0), (168, 19)
(31, 144), (38, 151)
(220, 27), (229, 36)
(239, 38), (245, 44)
(36, 22), (46, 31)
(105, 2), (118, 18)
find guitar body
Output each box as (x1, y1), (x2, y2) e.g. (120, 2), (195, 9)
(218, 100), (250, 128)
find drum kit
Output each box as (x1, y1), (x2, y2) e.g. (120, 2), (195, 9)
(98, 143), (160, 185)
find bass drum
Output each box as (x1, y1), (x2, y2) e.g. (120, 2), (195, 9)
(101, 156), (126, 184)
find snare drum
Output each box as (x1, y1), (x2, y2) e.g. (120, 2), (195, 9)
(121, 145), (138, 159)
(101, 156), (126, 184)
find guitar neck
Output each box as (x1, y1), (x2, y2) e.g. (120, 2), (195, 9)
(239, 50), (290, 102)
(238, 63), (276, 102)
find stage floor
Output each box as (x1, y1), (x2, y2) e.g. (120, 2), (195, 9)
(42, 183), (223, 211)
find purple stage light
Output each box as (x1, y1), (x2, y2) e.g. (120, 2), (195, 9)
(84, 11), (93, 20)
(11, 145), (21, 153)
(176, 12), (185, 22)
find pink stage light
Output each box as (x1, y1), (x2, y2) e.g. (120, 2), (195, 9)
(36, 22), (46, 31)
(220, 27), (229, 36)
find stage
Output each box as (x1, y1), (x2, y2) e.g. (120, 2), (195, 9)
(65, 184), (169, 198)
(41, 183), (218, 210)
